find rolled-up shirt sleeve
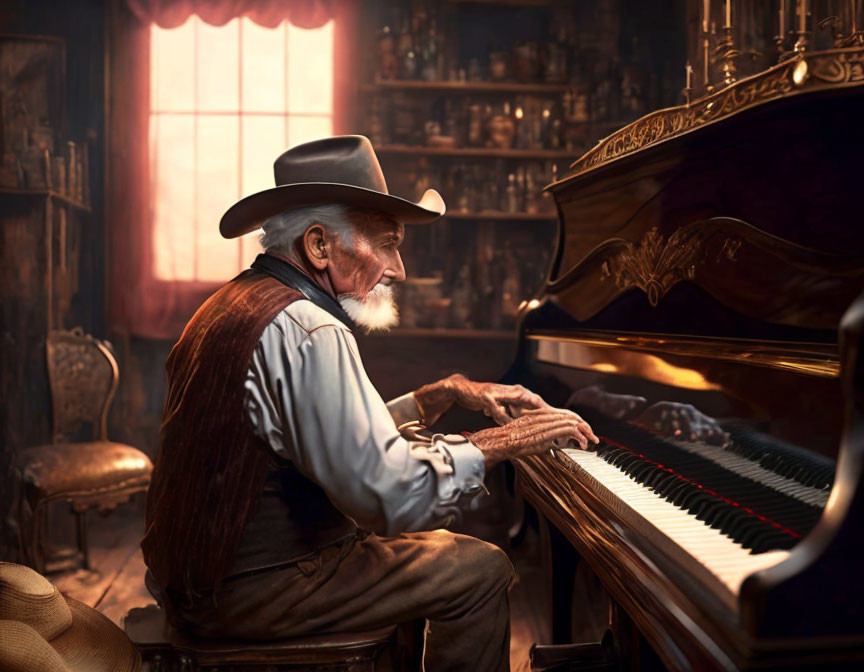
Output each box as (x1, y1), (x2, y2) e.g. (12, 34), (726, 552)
(244, 307), (486, 536)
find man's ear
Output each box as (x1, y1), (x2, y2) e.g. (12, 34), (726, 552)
(301, 224), (329, 270)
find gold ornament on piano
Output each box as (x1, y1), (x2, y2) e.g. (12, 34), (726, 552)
(809, 48), (864, 83)
(604, 227), (698, 308)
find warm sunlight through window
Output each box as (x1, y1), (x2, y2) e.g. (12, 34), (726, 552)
(150, 17), (334, 282)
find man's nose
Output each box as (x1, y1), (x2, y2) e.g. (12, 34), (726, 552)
(387, 251), (406, 283)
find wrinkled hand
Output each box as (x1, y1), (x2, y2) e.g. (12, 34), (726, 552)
(447, 374), (549, 425)
(633, 401), (728, 446)
(470, 408), (600, 468)
(567, 385), (647, 420)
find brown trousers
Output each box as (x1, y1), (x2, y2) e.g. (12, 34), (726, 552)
(173, 530), (515, 672)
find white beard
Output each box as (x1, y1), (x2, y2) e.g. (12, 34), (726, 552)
(338, 283), (399, 333)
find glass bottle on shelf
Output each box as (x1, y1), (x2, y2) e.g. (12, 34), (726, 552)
(366, 96), (388, 145)
(443, 100), (460, 145)
(377, 24), (398, 80)
(463, 164), (478, 212)
(467, 103), (484, 147)
(412, 158), (432, 202)
(505, 173), (519, 213)
(453, 163), (470, 213)
(499, 245), (522, 324)
(420, 18), (440, 81)
(396, 10), (416, 80)
(486, 102), (516, 150)
(450, 263), (475, 329)
(480, 242), (501, 330)
(515, 165), (527, 212)
(524, 163), (539, 215)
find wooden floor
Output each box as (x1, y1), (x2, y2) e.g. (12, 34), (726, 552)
(51, 502), (156, 626)
(50, 503), (549, 671)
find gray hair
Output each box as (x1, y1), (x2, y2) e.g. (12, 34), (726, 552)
(259, 204), (356, 261)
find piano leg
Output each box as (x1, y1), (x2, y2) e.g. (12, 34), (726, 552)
(539, 515), (610, 646)
(535, 510), (668, 672)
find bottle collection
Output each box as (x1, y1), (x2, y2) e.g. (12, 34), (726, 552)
(360, 0), (685, 334)
(396, 230), (552, 332)
(403, 158), (561, 216)
(367, 94), (579, 153)
(366, 1), (671, 152)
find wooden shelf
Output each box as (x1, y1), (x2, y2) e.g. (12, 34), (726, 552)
(365, 328), (514, 339)
(445, 210), (556, 221)
(376, 145), (574, 160)
(0, 187), (91, 212)
(361, 79), (571, 94)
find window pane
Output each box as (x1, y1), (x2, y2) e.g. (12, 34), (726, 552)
(288, 115), (332, 149)
(287, 21), (333, 114)
(151, 17), (334, 285)
(151, 18), (195, 111)
(152, 114), (196, 280)
(197, 17), (239, 112)
(241, 19), (286, 113)
(196, 115), (241, 281)
(242, 115), (285, 198)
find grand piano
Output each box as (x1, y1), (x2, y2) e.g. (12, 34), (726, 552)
(505, 44), (864, 670)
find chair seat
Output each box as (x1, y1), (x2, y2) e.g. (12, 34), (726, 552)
(17, 441), (153, 500)
(169, 624), (399, 665)
(126, 605), (399, 666)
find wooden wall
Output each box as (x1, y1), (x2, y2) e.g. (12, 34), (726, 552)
(0, 0), (106, 561)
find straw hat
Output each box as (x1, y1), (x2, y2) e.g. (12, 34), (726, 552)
(0, 562), (140, 672)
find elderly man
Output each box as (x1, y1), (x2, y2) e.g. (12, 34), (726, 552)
(142, 136), (596, 672)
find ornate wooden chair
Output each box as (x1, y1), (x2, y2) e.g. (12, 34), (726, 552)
(15, 327), (153, 573)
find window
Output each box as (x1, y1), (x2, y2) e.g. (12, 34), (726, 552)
(150, 17), (334, 283)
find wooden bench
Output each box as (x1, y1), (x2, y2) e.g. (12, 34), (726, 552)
(124, 604), (423, 671)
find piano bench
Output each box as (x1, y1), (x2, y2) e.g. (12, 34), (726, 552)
(124, 604), (423, 671)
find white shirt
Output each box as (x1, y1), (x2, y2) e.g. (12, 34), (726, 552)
(243, 299), (486, 536)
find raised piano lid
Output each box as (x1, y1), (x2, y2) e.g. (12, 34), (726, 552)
(509, 45), (864, 669)
(543, 47), (864, 333)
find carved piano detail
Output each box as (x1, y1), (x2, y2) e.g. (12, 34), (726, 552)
(508, 45), (864, 671)
(602, 227), (699, 307)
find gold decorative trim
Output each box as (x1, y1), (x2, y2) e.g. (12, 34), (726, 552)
(558, 47), (864, 181)
(528, 331), (839, 380)
(602, 227), (702, 307)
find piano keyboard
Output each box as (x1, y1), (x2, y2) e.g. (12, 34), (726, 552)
(565, 413), (827, 554)
(671, 438), (829, 508)
(562, 448), (791, 605)
(551, 412), (834, 609)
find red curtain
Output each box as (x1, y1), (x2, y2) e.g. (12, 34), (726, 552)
(105, 0), (357, 339)
(126, 0), (334, 29)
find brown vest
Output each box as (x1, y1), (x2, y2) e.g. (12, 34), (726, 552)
(142, 270), (353, 598)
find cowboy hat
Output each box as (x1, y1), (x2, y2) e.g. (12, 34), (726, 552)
(0, 562), (140, 672)
(219, 135), (446, 239)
